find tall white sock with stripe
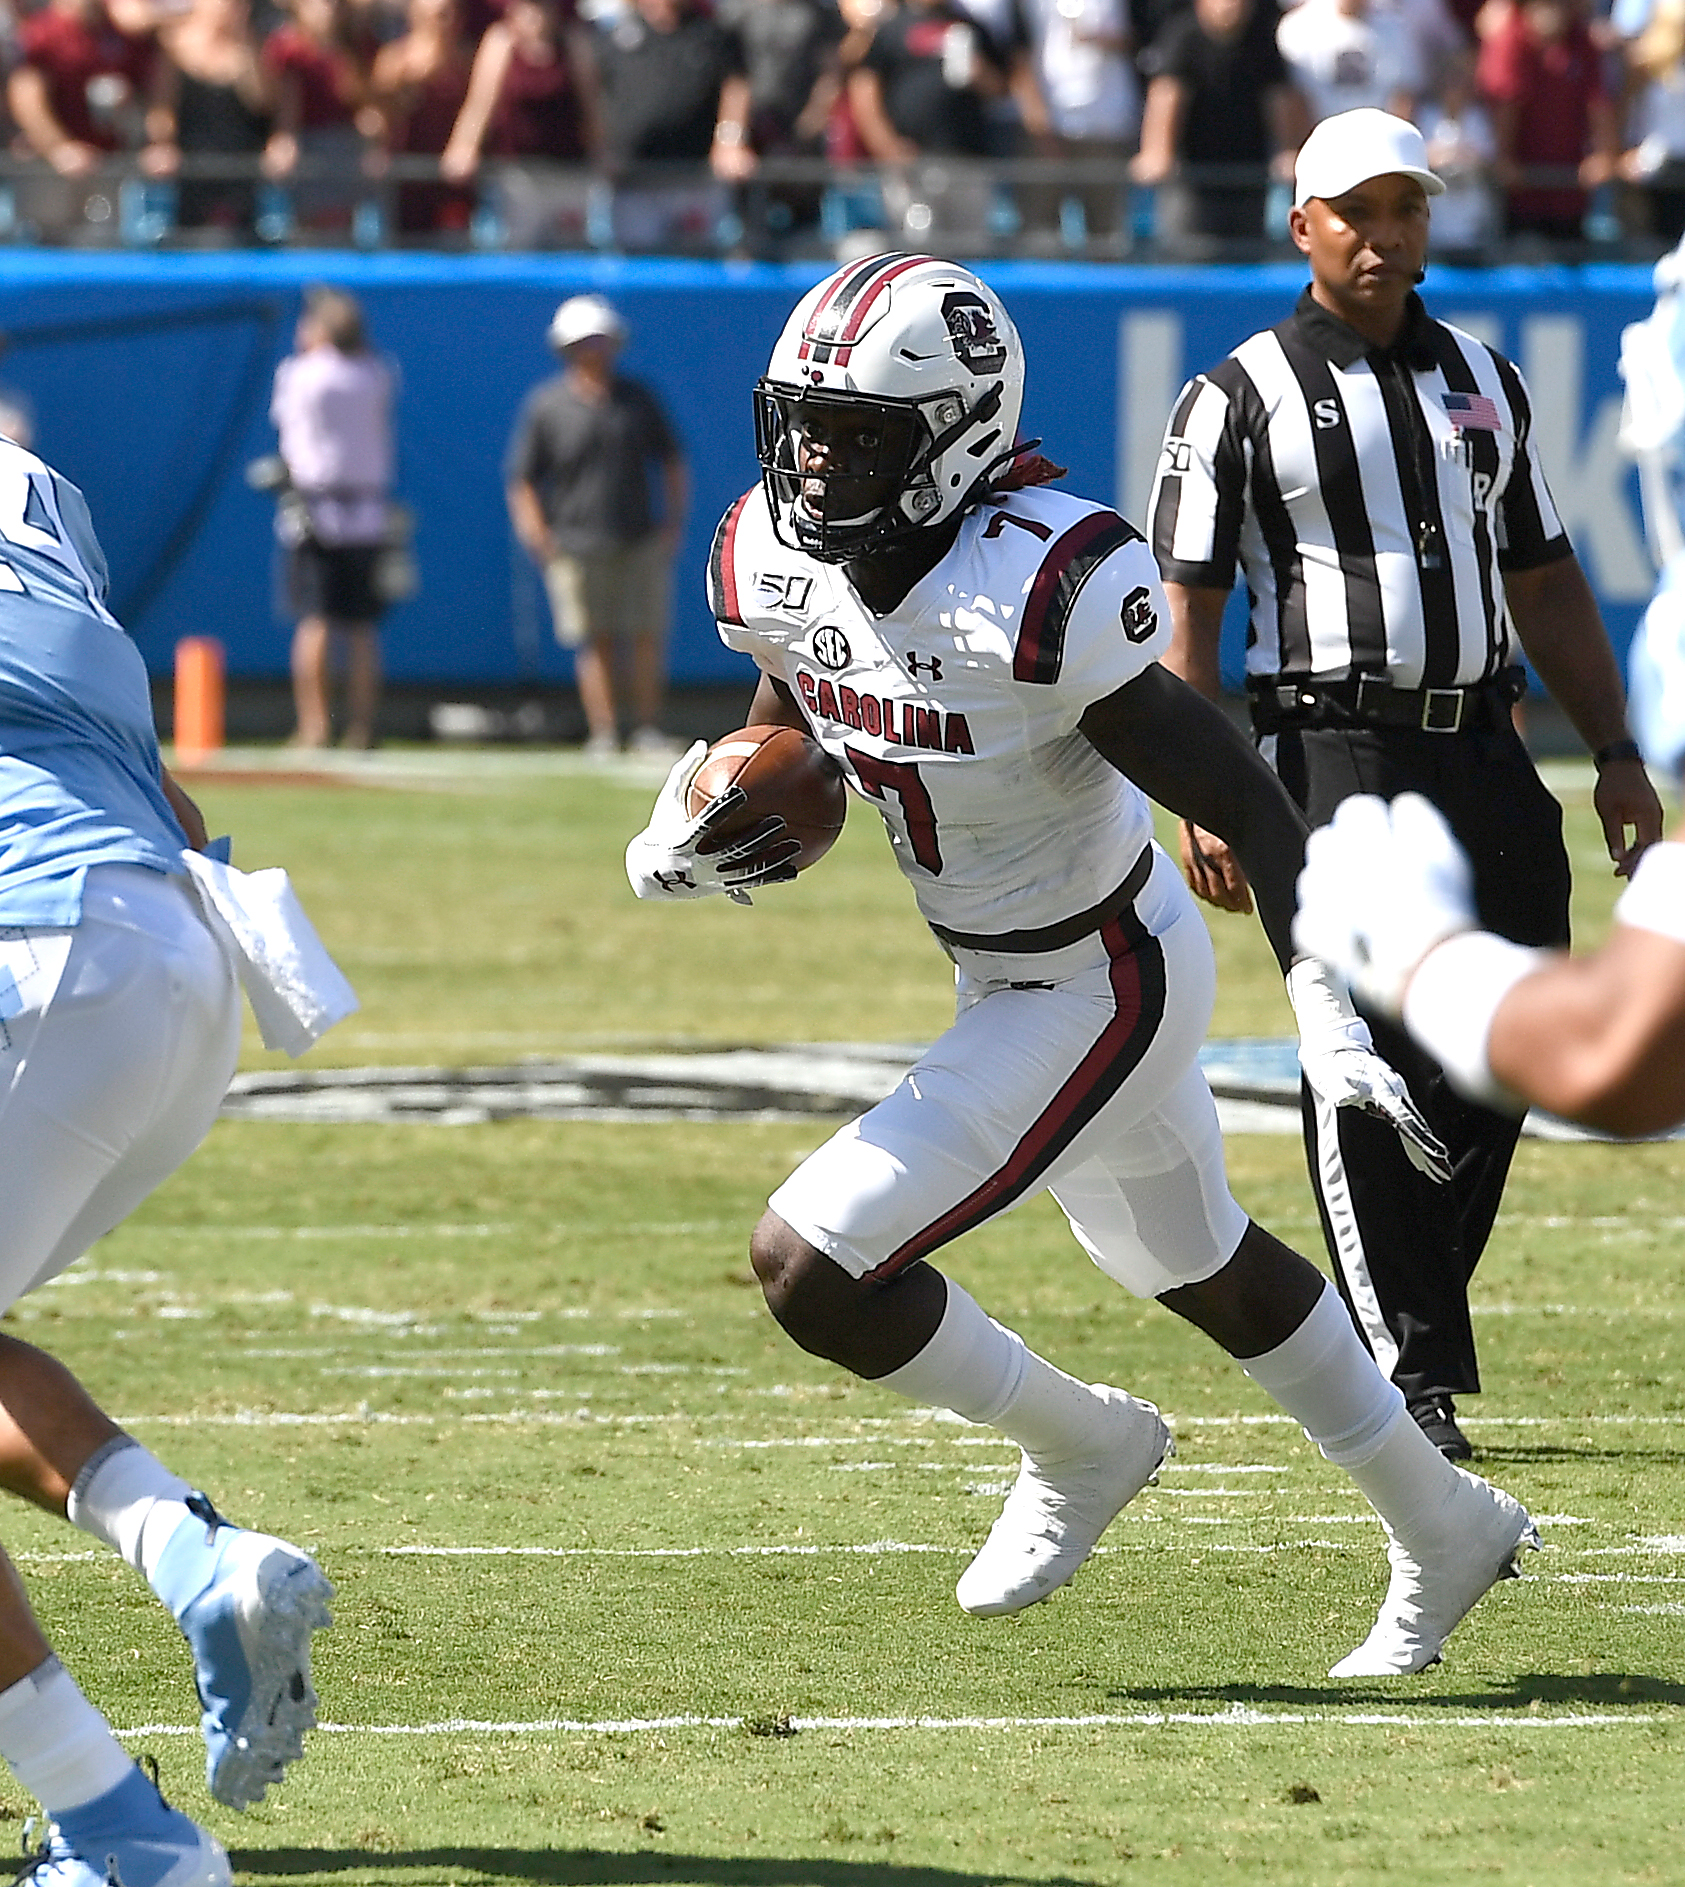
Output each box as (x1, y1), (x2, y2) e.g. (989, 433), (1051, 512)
(875, 1277), (1117, 1459)
(1242, 1282), (1462, 1543)
(67, 1436), (197, 1582)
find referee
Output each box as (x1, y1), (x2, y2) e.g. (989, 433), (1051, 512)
(1148, 107), (1665, 1460)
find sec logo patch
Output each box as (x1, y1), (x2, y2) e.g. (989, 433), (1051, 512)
(811, 626), (851, 670)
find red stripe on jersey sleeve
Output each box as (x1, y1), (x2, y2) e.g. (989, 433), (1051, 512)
(709, 492), (753, 626)
(1013, 510), (1138, 685)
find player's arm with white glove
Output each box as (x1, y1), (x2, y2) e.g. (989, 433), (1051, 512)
(1296, 792), (1685, 1134)
(1285, 953), (1452, 1182)
(1080, 667), (1450, 1173)
(625, 740), (801, 906)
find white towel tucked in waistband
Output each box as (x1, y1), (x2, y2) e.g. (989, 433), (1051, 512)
(180, 850), (358, 1057)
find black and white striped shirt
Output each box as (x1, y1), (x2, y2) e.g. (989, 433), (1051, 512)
(1149, 288), (1570, 690)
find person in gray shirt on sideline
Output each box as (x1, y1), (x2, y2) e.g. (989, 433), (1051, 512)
(505, 294), (688, 757)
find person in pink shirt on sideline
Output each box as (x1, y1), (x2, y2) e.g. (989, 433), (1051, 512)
(269, 284), (397, 750)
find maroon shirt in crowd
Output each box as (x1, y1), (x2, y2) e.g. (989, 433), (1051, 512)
(263, 23), (366, 128)
(487, 35), (587, 159)
(1478, 5), (1604, 226)
(17, 2), (153, 149)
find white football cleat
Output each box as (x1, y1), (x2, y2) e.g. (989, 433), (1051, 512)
(1330, 1467), (1538, 1678)
(956, 1387), (1173, 1617)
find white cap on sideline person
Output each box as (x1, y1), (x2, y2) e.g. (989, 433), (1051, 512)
(1293, 108), (1446, 209)
(547, 294), (628, 353)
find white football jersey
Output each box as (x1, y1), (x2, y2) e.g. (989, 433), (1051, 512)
(707, 483), (1171, 942)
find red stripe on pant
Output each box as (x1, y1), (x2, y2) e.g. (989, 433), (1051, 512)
(867, 912), (1167, 1281)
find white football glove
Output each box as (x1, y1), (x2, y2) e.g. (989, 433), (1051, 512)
(625, 740), (802, 905)
(1286, 956), (1453, 1184)
(1292, 793), (1477, 1016)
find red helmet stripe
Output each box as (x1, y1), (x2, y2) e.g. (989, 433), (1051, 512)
(804, 254), (891, 344)
(836, 253), (939, 345)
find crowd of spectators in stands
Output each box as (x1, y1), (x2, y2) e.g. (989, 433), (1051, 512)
(0, 0), (1681, 249)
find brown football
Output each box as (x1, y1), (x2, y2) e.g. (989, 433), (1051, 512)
(686, 724), (847, 872)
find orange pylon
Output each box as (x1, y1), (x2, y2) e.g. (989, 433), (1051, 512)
(174, 636), (225, 767)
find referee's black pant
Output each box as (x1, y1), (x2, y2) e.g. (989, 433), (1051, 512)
(1270, 717), (1572, 1404)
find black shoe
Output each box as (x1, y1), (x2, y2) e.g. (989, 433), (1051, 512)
(1409, 1393), (1474, 1461)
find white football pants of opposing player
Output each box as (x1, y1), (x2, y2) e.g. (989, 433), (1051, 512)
(772, 847), (1245, 1295)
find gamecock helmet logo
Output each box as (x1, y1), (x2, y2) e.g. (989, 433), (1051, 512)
(941, 291), (1007, 376)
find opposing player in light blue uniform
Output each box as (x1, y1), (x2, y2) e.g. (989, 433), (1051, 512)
(0, 440), (332, 1887)
(1620, 238), (1685, 786)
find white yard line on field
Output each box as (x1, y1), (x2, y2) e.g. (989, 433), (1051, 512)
(19, 1546), (1675, 1570)
(374, 1538), (1364, 1560)
(112, 1706), (1667, 1740)
(95, 1406), (1685, 1439)
(1558, 1573), (1685, 1583)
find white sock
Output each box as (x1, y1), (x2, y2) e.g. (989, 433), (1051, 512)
(66, 1437), (196, 1581)
(0, 1658), (135, 1815)
(1242, 1283), (1460, 1542)
(875, 1278), (1112, 1461)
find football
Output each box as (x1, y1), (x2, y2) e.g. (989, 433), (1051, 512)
(686, 724), (847, 872)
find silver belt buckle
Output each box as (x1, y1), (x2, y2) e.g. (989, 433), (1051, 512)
(1421, 687), (1464, 733)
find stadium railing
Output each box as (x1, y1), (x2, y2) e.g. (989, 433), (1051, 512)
(0, 152), (1652, 263)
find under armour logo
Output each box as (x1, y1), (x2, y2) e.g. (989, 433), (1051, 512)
(906, 653), (943, 679)
(653, 868), (696, 893)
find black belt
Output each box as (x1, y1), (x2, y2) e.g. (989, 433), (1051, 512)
(1248, 667), (1526, 737)
(929, 844), (1153, 954)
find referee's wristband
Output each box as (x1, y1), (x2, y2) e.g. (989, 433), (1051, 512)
(1402, 930), (1551, 1115)
(1593, 739), (1644, 770)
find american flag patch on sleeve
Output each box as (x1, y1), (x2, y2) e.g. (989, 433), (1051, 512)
(1442, 391), (1502, 432)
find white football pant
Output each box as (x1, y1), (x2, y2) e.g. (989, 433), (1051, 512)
(0, 864), (241, 1312)
(770, 845), (1250, 1295)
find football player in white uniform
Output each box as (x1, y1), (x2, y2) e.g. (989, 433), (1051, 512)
(628, 254), (1537, 1676)
(1296, 792), (1685, 1135)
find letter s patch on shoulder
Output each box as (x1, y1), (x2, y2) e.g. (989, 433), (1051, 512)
(1120, 584), (1157, 644)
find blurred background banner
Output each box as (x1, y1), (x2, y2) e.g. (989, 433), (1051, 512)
(0, 248), (1657, 688)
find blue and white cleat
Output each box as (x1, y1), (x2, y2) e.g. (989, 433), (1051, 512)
(151, 1495), (334, 1810)
(18, 1765), (230, 1887)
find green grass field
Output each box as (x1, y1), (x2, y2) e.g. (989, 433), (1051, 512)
(4, 751), (1682, 1886)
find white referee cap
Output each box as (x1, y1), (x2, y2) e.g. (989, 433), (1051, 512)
(1293, 109), (1446, 210)
(547, 294), (627, 351)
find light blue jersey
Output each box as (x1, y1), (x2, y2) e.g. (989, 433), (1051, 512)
(0, 440), (187, 926)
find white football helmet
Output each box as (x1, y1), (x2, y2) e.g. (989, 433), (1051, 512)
(754, 254), (1027, 562)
